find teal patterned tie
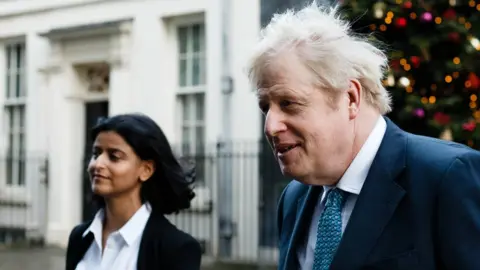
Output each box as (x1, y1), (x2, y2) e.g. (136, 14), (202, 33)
(312, 188), (348, 270)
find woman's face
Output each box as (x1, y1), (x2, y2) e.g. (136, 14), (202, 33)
(87, 131), (154, 199)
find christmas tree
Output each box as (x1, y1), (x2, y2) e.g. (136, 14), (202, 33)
(341, 0), (480, 148)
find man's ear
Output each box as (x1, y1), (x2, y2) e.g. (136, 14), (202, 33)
(347, 79), (362, 120)
(139, 161), (155, 182)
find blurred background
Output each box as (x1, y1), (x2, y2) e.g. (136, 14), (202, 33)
(0, 0), (478, 269)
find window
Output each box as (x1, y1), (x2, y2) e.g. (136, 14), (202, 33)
(177, 23), (206, 183)
(4, 43), (26, 186)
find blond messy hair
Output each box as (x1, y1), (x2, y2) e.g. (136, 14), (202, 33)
(247, 2), (392, 114)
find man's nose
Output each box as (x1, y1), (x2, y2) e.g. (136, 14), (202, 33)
(264, 109), (287, 138)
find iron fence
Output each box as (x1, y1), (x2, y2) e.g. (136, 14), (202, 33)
(0, 155), (48, 246)
(164, 141), (290, 265)
(1, 142), (288, 266)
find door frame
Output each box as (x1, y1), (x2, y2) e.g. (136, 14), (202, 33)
(81, 100), (109, 221)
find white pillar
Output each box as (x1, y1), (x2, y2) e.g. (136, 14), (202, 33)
(44, 62), (84, 247)
(25, 32), (50, 241)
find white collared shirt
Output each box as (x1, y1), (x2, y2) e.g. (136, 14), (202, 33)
(76, 204), (152, 270)
(297, 116), (387, 270)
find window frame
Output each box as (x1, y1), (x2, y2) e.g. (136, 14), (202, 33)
(3, 42), (27, 188)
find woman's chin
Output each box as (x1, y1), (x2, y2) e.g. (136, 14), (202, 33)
(91, 185), (112, 197)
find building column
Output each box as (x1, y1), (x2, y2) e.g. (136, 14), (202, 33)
(42, 57), (84, 248)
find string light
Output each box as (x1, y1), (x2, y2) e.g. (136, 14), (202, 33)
(399, 76), (410, 87)
(410, 12), (417, 19)
(474, 111), (480, 119)
(469, 37), (480, 50)
(453, 57), (461, 64)
(379, 24), (387, 31)
(445, 75), (453, 83)
(387, 74), (395, 87)
(468, 0), (476, 7)
(429, 96), (436, 104)
(435, 17), (442, 24)
(471, 94), (478, 102)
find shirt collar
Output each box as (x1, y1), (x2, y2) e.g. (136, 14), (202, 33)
(82, 203), (152, 247)
(329, 116), (387, 195)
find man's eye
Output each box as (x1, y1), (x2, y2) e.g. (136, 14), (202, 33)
(259, 103), (269, 114)
(279, 100), (293, 107)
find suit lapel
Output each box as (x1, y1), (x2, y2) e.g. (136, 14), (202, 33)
(330, 118), (407, 269)
(68, 224), (94, 270)
(284, 186), (321, 270)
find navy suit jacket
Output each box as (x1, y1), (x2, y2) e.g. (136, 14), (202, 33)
(277, 118), (480, 270)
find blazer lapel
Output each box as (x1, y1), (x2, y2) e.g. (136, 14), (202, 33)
(67, 227), (94, 270)
(330, 118), (407, 269)
(283, 186), (321, 270)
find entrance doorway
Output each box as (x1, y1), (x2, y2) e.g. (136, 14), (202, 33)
(82, 101), (109, 221)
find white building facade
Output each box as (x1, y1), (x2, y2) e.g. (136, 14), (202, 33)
(0, 0), (274, 262)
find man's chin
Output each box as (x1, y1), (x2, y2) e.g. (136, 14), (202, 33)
(281, 166), (307, 181)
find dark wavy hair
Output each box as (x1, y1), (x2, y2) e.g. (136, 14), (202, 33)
(90, 113), (196, 215)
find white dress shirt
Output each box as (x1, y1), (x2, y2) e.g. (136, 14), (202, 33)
(297, 116), (387, 269)
(76, 204), (151, 270)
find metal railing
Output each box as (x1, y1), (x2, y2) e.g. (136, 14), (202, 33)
(1, 142), (288, 266)
(0, 155), (48, 246)
(165, 141), (289, 265)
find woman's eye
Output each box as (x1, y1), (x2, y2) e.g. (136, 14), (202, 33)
(91, 150), (100, 159)
(109, 154), (120, 161)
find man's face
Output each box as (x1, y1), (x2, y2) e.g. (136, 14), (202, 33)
(257, 54), (356, 185)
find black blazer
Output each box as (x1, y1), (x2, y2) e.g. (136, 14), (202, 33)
(65, 213), (202, 270)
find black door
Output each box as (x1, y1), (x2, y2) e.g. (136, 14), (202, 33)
(82, 101), (109, 222)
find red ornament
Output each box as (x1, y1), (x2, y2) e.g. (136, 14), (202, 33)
(410, 56), (421, 68)
(434, 112), (451, 126)
(442, 8), (457, 20)
(468, 73), (480, 89)
(403, 1), (412, 9)
(390, 59), (401, 71)
(395, 17), (407, 28)
(462, 121), (476, 132)
(448, 32), (461, 43)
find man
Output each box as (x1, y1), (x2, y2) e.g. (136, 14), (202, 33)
(247, 3), (480, 270)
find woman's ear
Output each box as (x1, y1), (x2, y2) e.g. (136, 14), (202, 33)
(139, 161), (155, 182)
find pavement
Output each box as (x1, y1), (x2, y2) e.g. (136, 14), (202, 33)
(0, 247), (65, 270)
(0, 247), (276, 270)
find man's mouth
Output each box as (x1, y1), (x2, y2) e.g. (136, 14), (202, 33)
(276, 143), (301, 154)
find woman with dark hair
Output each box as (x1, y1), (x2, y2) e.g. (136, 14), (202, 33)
(65, 113), (202, 270)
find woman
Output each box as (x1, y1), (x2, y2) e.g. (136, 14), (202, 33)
(65, 113), (202, 270)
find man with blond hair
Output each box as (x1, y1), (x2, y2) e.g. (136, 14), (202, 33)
(247, 2), (480, 270)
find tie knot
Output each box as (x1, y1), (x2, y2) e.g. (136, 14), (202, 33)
(325, 188), (347, 208)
